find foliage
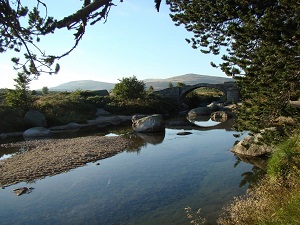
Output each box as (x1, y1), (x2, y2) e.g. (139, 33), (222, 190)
(166, 0), (300, 132)
(31, 90), (37, 95)
(147, 85), (154, 93)
(267, 131), (300, 178)
(33, 91), (97, 125)
(42, 86), (49, 95)
(218, 131), (300, 225)
(105, 94), (178, 115)
(185, 87), (224, 107)
(112, 76), (146, 100)
(176, 82), (185, 87)
(184, 207), (207, 225)
(168, 82), (173, 88)
(0, 1), (161, 78)
(0, 106), (26, 132)
(3, 72), (32, 110)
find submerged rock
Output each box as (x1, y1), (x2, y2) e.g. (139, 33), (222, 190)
(13, 187), (34, 196)
(177, 131), (193, 136)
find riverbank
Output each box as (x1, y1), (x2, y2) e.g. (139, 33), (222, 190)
(0, 136), (131, 188)
(217, 130), (300, 225)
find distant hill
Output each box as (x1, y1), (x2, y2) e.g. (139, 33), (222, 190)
(49, 74), (233, 91)
(144, 73), (233, 90)
(49, 80), (115, 91)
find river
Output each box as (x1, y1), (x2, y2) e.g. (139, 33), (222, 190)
(0, 117), (259, 225)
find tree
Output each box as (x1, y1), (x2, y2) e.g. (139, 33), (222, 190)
(42, 86), (49, 95)
(167, 0), (300, 132)
(4, 72), (32, 109)
(168, 82), (173, 88)
(176, 82), (185, 87)
(0, 0), (162, 79)
(31, 90), (37, 95)
(112, 76), (146, 99)
(148, 85), (154, 93)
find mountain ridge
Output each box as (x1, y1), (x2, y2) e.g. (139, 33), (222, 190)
(49, 73), (233, 91)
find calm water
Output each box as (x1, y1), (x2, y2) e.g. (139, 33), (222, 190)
(0, 120), (256, 225)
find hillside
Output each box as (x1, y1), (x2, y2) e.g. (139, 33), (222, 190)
(49, 74), (233, 91)
(49, 80), (115, 92)
(144, 73), (232, 90)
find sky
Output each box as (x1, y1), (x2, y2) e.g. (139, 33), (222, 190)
(0, 0), (227, 90)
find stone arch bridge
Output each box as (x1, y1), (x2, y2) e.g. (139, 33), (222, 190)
(153, 81), (239, 103)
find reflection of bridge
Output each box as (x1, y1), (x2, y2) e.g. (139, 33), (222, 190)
(154, 81), (239, 103)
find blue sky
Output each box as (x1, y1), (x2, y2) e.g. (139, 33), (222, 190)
(0, 0), (226, 90)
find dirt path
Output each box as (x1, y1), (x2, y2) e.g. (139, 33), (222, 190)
(0, 136), (131, 188)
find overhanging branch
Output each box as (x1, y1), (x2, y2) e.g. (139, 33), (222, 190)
(56, 0), (112, 29)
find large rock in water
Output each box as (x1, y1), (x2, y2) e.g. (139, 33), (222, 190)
(132, 114), (165, 133)
(23, 127), (53, 140)
(231, 132), (273, 157)
(23, 110), (47, 127)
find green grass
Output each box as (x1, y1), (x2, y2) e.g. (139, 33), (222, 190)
(217, 130), (300, 225)
(267, 132), (300, 177)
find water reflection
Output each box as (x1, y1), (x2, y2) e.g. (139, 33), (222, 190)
(0, 146), (20, 160)
(0, 123), (261, 225)
(124, 131), (166, 153)
(188, 116), (221, 127)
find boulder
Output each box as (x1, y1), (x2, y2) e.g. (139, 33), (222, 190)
(210, 111), (233, 122)
(95, 108), (111, 116)
(207, 101), (222, 111)
(23, 127), (53, 140)
(231, 132), (273, 157)
(23, 110), (47, 127)
(188, 107), (213, 118)
(132, 114), (165, 133)
(132, 114), (148, 121)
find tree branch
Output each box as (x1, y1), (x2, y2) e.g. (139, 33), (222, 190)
(56, 0), (112, 29)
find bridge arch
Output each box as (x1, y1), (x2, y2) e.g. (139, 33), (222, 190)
(153, 81), (239, 104)
(180, 83), (226, 100)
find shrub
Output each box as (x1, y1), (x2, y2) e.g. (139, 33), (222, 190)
(112, 76), (146, 99)
(33, 92), (97, 126)
(0, 106), (26, 132)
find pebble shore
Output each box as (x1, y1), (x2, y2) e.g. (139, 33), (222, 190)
(0, 136), (131, 188)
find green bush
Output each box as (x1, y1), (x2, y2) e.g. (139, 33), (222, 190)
(104, 95), (178, 115)
(33, 92), (97, 126)
(0, 106), (26, 132)
(112, 76), (146, 99)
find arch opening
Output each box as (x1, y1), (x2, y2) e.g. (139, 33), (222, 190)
(183, 87), (225, 108)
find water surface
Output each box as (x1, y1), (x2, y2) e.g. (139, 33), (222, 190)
(0, 122), (256, 225)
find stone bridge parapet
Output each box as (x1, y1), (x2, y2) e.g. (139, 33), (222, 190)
(153, 81), (239, 103)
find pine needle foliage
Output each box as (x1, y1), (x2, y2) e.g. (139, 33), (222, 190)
(166, 0), (300, 133)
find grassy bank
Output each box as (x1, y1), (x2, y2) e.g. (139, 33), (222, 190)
(217, 130), (300, 225)
(185, 130), (300, 225)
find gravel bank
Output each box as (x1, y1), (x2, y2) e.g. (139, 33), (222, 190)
(0, 136), (131, 188)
